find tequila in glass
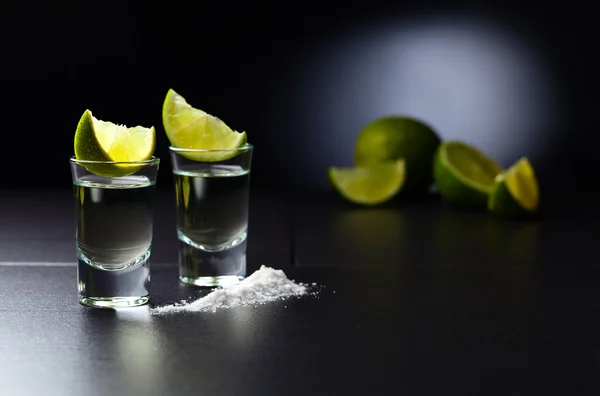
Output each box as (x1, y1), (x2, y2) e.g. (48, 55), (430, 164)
(70, 157), (160, 308)
(169, 145), (253, 287)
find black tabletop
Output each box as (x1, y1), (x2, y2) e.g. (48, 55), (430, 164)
(1, 189), (599, 395)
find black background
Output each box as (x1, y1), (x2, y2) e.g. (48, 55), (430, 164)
(1, 1), (597, 198)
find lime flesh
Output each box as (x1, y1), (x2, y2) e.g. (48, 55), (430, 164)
(329, 160), (406, 205)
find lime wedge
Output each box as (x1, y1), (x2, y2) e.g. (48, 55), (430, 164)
(488, 157), (539, 216)
(329, 160), (406, 205)
(162, 89), (247, 161)
(74, 109), (155, 177)
(433, 141), (502, 207)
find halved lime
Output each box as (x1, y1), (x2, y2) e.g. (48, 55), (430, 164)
(74, 109), (155, 177)
(329, 160), (406, 205)
(488, 157), (539, 216)
(162, 89), (247, 162)
(433, 141), (502, 207)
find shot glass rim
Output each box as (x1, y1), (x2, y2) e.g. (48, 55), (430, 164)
(168, 143), (253, 154)
(69, 156), (160, 165)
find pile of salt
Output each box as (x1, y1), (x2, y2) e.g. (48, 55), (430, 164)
(151, 265), (308, 315)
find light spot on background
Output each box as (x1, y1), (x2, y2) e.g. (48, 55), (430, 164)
(268, 15), (561, 190)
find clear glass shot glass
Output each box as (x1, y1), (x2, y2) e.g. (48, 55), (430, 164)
(69, 157), (160, 308)
(169, 144), (253, 287)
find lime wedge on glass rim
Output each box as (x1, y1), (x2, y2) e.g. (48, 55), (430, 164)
(433, 141), (502, 207)
(329, 159), (406, 206)
(162, 89), (247, 161)
(74, 109), (155, 177)
(488, 157), (539, 216)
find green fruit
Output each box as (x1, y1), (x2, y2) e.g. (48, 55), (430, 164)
(433, 140), (502, 207)
(74, 109), (155, 177)
(162, 89), (247, 162)
(354, 116), (441, 194)
(488, 157), (539, 217)
(329, 159), (405, 206)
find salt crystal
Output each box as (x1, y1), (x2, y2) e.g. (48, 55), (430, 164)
(151, 265), (309, 315)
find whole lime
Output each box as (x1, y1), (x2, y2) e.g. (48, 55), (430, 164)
(354, 116), (441, 194)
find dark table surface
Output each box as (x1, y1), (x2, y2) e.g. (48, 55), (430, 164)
(1, 188), (599, 395)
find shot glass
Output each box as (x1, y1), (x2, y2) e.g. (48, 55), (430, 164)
(169, 145), (253, 287)
(70, 157), (160, 308)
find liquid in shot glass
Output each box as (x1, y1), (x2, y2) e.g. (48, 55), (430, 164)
(70, 157), (160, 308)
(169, 145), (253, 287)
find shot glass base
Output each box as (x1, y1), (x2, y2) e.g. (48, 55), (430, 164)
(179, 275), (244, 288)
(178, 236), (247, 288)
(79, 296), (149, 308)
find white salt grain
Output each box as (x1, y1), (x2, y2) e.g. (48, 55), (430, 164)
(151, 266), (308, 315)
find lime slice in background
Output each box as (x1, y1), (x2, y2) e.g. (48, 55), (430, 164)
(488, 157), (539, 216)
(329, 159), (406, 206)
(74, 109), (155, 177)
(162, 89), (247, 161)
(354, 116), (441, 194)
(433, 140), (502, 207)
